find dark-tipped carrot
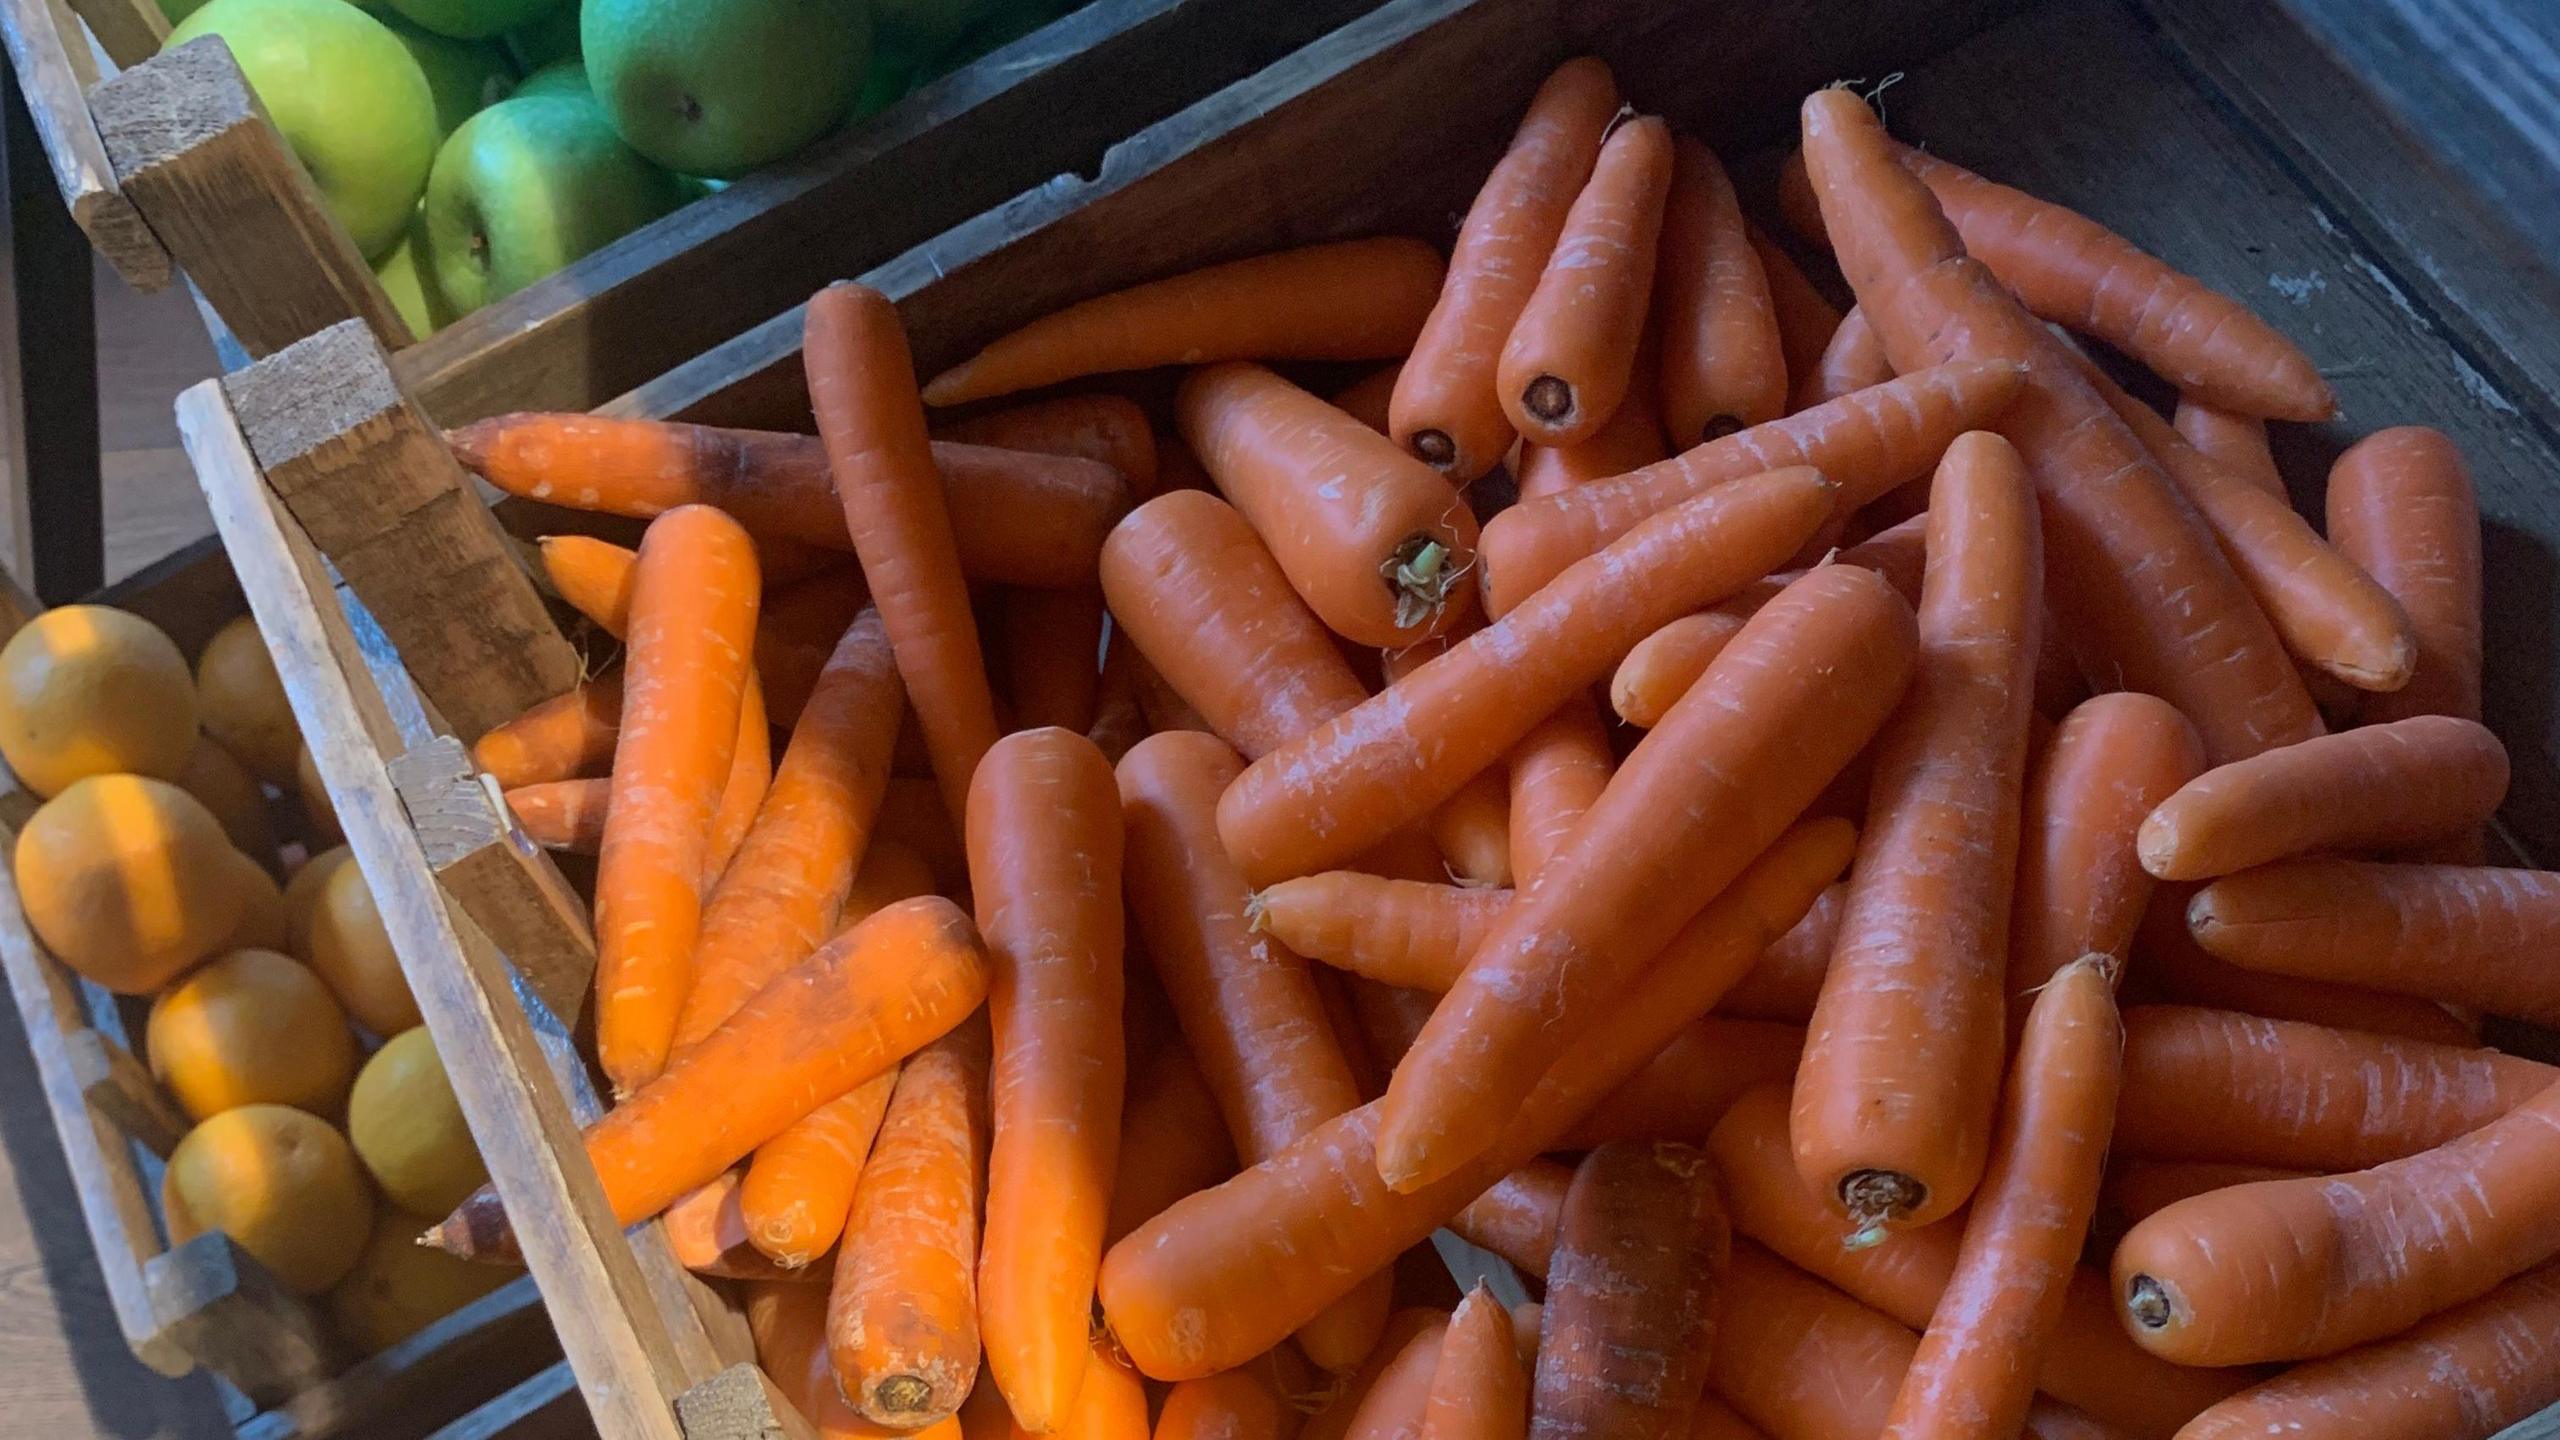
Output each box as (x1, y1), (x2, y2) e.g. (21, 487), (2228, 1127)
(475, 672), (623, 788)
(2329, 427), (2483, 727)
(935, 393), (1157, 499)
(1655, 137), (1786, 445)
(2141, 717), (2506, 880)
(1500, 115), (1675, 447)
(1532, 1142), (1727, 1439)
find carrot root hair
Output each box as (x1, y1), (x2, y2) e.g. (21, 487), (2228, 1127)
(1386, 533), (1466, 632)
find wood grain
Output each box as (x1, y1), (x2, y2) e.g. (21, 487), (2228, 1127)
(63, 1029), (183, 1159)
(672, 1364), (817, 1440)
(0, 0), (170, 288)
(143, 1233), (348, 1411)
(60, 0), (167, 71)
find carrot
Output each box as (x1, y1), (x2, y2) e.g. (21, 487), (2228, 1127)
(970, 729), (1126, 1429)
(665, 1172), (798, 1281)
(1118, 731), (1392, 1372)
(1218, 466), (1841, 884)
(1714, 883), (1843, 1023)
(2111, 1005), (2551, 1171)
(2007, 693), (2203, 1016)
(475, 672), (624, 788)
(2172, 398), (2284, 499)
(2138, 888), (2480, 1046)
(1010, 1337), (1148, 1440)
(506, 777), (611, 853)
(828, 1019), (989, 1426)
(1879, 956), (2122, 1440)
(1561, 1019), (1801, 1149)
(1098, 818), (1851, 1379)
(924, 238), (1444, 407)
(1451, 1162), (1570, 1279)
(1378, 633), (1513, 889)
(2105, 1160), (2310, 1231)
(2329, 427), (2483, 726)
(1499, 115), (1675, 447)
(2175, 1259), (2560, 1440)
(748, 1282), (965, 1440)
(1475, 358), (2025, 616)
(1655, 137), (1786, 445)
(1608, 611), (1745, 728)
(704, 675), (770, 885)
(1106, 1043), (1234, 1250)
(935, 393), (1158, 499)
(1101, 490), (1371, 759)
(594, 505), (760, 1092)
(1249, 874), (1509, 991)
(1688, 1399), (1768, 1440)
(1423, 1286), (1525, 1440)
(1157, 1364), (1301, 1440)
(1531, 1142), (1728, 1439)
(738, 1066), (896, 1268)
(1794, 431), (2042, 1236)
(2190, 861), (2560, 1024)
(1392, 57), (1619, 481)
(1003, 588), (1104, 733)
(2141, 717), (2506, 881)
(1748, 224), (1842, 388)
(429, 897), (989, 1258)
(807, 283), (1002, 826)
(1323, 1316), (1449, 1440)
(1179, 363), (1480, 647)
(1789, 306), (1890, 413)
(874, 776), (966, 892)
(536, 532), (642, 632)
(1513, 370), (1669, 497)
(1382, 567), (1914, 1191)
(1800, 90), (2320, 763)
(1504, 696), (1613, 885)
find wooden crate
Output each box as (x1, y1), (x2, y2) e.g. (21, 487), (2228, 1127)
(160, 0), (2560, 1434)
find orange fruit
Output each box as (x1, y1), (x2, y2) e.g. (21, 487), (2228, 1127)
(147, 948), (357, 1122)
(294, 740), (341, 844)
(195, 616), (300, 785)
(162, 1104), (373, 1294)
(0, 605), (197, 798)
(306, 857), (419, 1035)
(14, 775), (243, 993)
(281, 845), (352, 962)
(177, 737), (279, 864)
(326, 1204), (506, 1351)
(216, 850), (290, 953)
(347, 1027), (485, 1216)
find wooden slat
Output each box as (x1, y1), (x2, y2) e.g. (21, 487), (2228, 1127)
(176, 377), (699, 1440)
(91, 37), (411, 358)
(61, 0), (167, 69)
(220, 321), (580, 743)
(235, 1277), (561, 1440)
(144, 1231), (350, 1411)
(0, 0), (170, 287)
(63, 1027), (185, 1157)
(674, 1365), (816, 1440)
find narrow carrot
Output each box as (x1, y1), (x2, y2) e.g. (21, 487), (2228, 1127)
(829, 1019), (990, 1426)
(1608, 611), (1744, 728)
(739, 1067), (895, 1268)
(1003, 589), (1104, 733)
(537, 533), (642, 632)
(1746, 223), (1842, 393)
(474, 672), (623, 788)
(1794, 431), (2043, 1236)
(1714, 883), (1844, 1023)
(807, 283), (1001, 826)
(1423, 1285), (1525, 1440)
(2138, 889), (2480, 1046)
(1451, 1162), (1570, 1279)
(1879, 956), (2123, 1440)
(1393, 57), (1619, 481)
(1156, 1364), (1300, 1440)
(1499, 115), (1675, 447)
(935, 393), (1158, 499)
(2110, 1005), (2551, 1171)
(1655, 136), (1786, 445)
(2105, 1161), (2310, 1231)
(1100, 490), (1371, 759)
(748, 1282), (964, 1440)
(2190, 861), (2560, 1025)
(1789, 305), (1890, 413)
(2329, 427), (2483, 726)
(2172, 398), (2284, 499)
(1249, 874), (1511, 991)
(1531, 1142), (1727, 1440)
(1104, 1040), (1235, 1246)
(2140, 716), (2506, 880)
(1118, 731), (1392, 1372)
(1382, 567), (1914, 1191)
(1504, 696), (1613, 885)
(969, 729), (1125, 1430)
(665, 1172), (797, 1281)
(595, 505), (760, 1092)
(1218, 466), (1841, 884)
(924, 238), (1445, 407)
(1561, 1019), (1801, 1149)
(1010, 1338), (1148, 1440)
(876, 776), (967, 893)
(703, 676), (770, 886)
(1475, 358), (2026, 616)
(1324, 1317), (1449, 1440)
(507, 777), (610, 853)
(1379, 634), (1512, 888)
(1103, 821), (1848, 1378)
(1180, 363), (1480, 647)
(1798, 89), (2319, 763)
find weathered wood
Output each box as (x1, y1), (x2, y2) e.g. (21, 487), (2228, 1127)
(92, 37), (411, 358)
(0, 0), (170, 287)
(674, 1365), (816, 1440)
(389, 737), (596, 1030)
(235, 1278), (561, 1440)
(220, 322), (580, 742)
(144, 1231), (350, 1410)
(62, 0), (168, 69)
(64, 1026), (186, 1157)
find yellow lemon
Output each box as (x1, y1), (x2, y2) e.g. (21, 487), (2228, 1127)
(326, 1204), (507, 1351)
(306, 858), (419, 1035)
(162, 1104), (373, 1294)
(281, 845), (352, 962)
(147, 948), (357, 1122)
(0, 605), (197, 797)
(346, 1027), (484, 1217)
(195, 616), (300, 786)
(15, 775), (243, 993)
(218, 850), (290, 953)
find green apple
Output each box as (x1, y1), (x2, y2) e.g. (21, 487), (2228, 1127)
(421, 91), (685, 310)
(374, 211), (457, 335)
(382, 0), (568, 41)
(168, 0), (439, 259)
(376, 11), (519, 136)
(511, 57), (590, 100)
(503, 3), (580, 71)
(584, 0), (871, 179)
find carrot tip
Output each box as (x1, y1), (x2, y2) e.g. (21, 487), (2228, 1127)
(1522, 375), (1576, 426)
(1410, 428), (1458, 470)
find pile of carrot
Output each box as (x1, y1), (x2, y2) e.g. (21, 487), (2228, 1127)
(431, 54), (2558, 1440)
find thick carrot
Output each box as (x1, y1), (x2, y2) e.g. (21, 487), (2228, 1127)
(2139, 888), (2481, 1046)
(595, 505), (760, 1092)
(739, 1066), (896, 1268)
(1794, 431), (2042, 1235)
(1504, 696), (1613, 885)
(1532, 1142), (1727, 1439)
(1010, 1337), (1148, 1440)
(1656, 137), (1786, 445)
(2105, 1161), (2310, 1231)
(1157, 1364), (1301, 1440)
(2111, 1005), (2550, 1171)
(1105, 1040), (1235, 1246)
(924, 238), (1445, 407)
(2141, 717), (2506, 880)
(2172, 398), (2284, 498)
(1790, 306), (1890, 413)
(1499, 116), (1675, 447)
(966, 730), (1124, 1430)
(1608, 611), (1744, 728)
(1879, 956), (2122, 1440)
(429, 897), (989, 1258)
(1392, 57), (1618, 481)
(807, 283), (1001, 825)
(1118, 731), (1392, 1372)
(1423, 1286), (1525, 1440)
(1382, 567), (1914, 1191)
(1451, 1162), (1570, 1279)
(1218, 466), (1841, 884)
(507, 778), (611, 853)
(1476, 358), (2026, 616)
(829, 1020), (989, 1426)
(935, 393), (1158, 499)
(1561, 1019), (1801, 1149)
(1100, 820), (1851, 1379)
(704, 677), (771, 886)
(475, 672), (623, 788)
(1179, 363), (1480, 647)
(1714, 883), (1844, 1023)
(2330, 427), (2483, 724)
(2190, 861), (2560, 1024)
(748, 1282), (965, 1440)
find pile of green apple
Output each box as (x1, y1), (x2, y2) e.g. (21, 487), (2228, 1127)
(158, 0), (1078, 337)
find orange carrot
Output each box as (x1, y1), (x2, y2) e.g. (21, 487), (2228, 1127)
(1513, 365), (1669, 497)
(1423, 1286), (1525, 1440)
(2329, 427), (2482, 726)
(924, 238), (1445, 407)
(807, 283), (1001, 826)
(969, 730), (1126, 1429)
(756, 568), (871, 723)
(1003, 589), (1104, 734)
(1378, 631), (1513, 889)
(2105, 1160), (2310, 1231)
(1689, 1399), (1769, 1440)
(1157, 1364), (1301, 1440)
(829, 1019), (990, 1426)
(1655, 136), (1786, 445)
(2172, 398), (2284, 499)
(1747, 223), (1842, 393)
(1325, 1316), (1449, 1440)
(1010, 1337), (1148, 1440)
(507, 777), (611, 853)
(2141, 717), (2506, 880)
(1533, 1142), (1727, 1439)
(703, 677), (770, 886)
(1561, 1019), (1801, 1149)
(748, 1282), (965, 1440)
(1504, 696), (1613, 885)
(1790, 305), (1890, 413)
(1104, 1040), (1235, 1246)
(1180, 363), (1480, 647)
(1251, 873), (1511, 991)
(874, 776), (966, 892)
(475, 672), (623, 788)
(1499, 115), (1675, 447)
(1794, 432), (2042, 1236)
(1608, 611), (1745, 728)
(1218, 466), (1840, 884)
(1382, 567), (1914, 1191)
(739, 1065), (895, 1269)
(935, 393), (1158, 499)
(2138, 889), (2480, 1046)
(665, 1172), (796, 1281)
(1715, 883), (1844, 1023)
(1451, 1161), (1570, 1279)
(595, 505), (760, 1092)
(1393, 57), (1619, 481)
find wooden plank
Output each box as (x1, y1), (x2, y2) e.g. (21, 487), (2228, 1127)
(64, 1027), (185, 1157)
(144, 1231), (350, 1411)
(220, 321), (580, 742)
(91, 36), (412, 358)
(674, 1365), (815, 1440)
(62, 0), (168, 69)
(236, 1277), (561, 1440)
(0, 0), (170, 288)
(177, 377), (699, 1440)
